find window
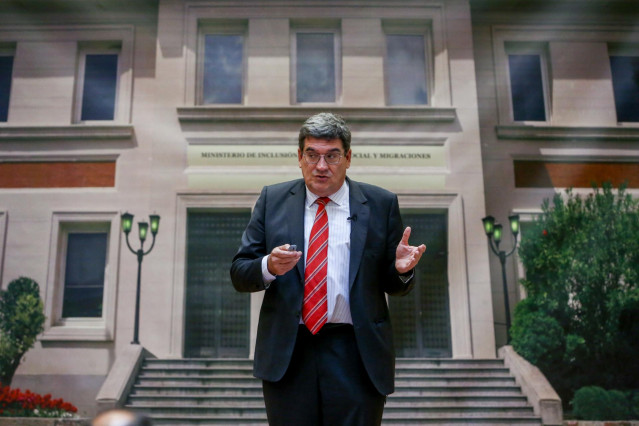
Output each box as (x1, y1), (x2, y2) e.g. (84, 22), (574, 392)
(0, 47), (15, 122)
(385, 34), (429, 105)
(197, 22), (247, 105)
(202, 34), (244, 104)
(61, 232), (108, 318)
(508, 54), (547, 122)
(505, 43), (549, 122)
(609, 54), (639, 122)
(44, 213), (119, 341)
(293, 29), (340, 103)
(75, 43), (120, 122)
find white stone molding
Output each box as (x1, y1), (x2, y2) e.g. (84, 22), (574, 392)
(397, 192), (474, 359)
(177, 106), (457, 124)
(41, 211), (121, 342)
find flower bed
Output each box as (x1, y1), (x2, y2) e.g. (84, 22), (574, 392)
(0, 419), (87, 426)
(0, 385), (77, 419)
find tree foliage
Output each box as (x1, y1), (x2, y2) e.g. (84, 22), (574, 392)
(0, 277), (45, 386)
(512, 183), (639, 403)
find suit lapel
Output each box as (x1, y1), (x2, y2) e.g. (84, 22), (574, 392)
(286, 180), (306, 281)
(348, 178), (369, 289)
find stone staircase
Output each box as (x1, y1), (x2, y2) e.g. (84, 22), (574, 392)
(125, 358), (543, 425)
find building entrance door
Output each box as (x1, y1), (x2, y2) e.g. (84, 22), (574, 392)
(184, 210), (251, 358)
(390, 212), (451, 358)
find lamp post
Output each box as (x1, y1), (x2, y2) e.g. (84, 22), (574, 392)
(121, 212), (160, 345)
(482, 214), (520, 342)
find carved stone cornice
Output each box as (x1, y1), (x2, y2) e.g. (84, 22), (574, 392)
(496, 125), (639, 142)
(0, 125), (134, 142)
(177, 106), (457, 124)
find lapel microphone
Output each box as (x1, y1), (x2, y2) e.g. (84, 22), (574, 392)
(347, 215), (358, 222)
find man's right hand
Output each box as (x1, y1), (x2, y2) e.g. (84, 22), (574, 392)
(267, 244), (302, 276)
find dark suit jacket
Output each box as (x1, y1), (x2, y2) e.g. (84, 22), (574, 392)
(230, 177), (414, 395)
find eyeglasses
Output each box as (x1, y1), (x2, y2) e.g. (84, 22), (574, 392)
(303, 152), (343, 165)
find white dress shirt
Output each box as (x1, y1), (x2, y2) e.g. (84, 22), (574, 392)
(262, 181), (353, 324)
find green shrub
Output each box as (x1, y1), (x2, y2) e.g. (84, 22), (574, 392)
(630, 391), (639, 419)
(515, 183), (639, 405)
(571, 386), (637, 420)
(0, 277), (45, 386)
(510, 298), (564, 369)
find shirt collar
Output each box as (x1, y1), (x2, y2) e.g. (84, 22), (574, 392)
(305, 180), (349, 208)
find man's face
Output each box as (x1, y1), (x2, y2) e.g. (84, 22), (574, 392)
(298, 136), (351, 197)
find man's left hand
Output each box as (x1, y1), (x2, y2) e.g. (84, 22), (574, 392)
(395, 227), (426, 274)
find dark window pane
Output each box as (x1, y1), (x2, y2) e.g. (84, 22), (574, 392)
(296, 33), (335, 103)
(508, 54), (546, 121)
(81, 54), (118, 121)
(0, 56), (14, 122)
(387, 35), (428, 105)
(62, 232), (107, 318)
(203, 35), (244, 104)
(610, 56), (639, 122)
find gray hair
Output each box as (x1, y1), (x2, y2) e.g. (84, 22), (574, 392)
(298, 112), (351, 153)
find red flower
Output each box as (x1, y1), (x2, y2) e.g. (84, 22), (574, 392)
(542, 229), (548, 236)
(0, 383), (77, 418)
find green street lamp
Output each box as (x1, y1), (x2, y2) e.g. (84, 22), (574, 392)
(121, 212), (161, 345)
(482, 214), (520, 342)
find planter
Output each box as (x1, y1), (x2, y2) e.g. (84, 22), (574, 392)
(0, 419), (89, 426)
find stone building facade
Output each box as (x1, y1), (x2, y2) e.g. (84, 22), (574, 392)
(0, 0), (636, 416)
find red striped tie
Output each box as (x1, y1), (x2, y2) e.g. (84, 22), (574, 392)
(303, 197), (331, 335)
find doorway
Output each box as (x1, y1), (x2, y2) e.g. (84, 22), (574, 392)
(184, 209), (251, 358)
(390, 211), (451, 358)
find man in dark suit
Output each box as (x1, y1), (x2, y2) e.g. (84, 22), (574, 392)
(230, 113), (426, 425)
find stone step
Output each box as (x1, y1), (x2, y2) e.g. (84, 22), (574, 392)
(389, 412), (537, 424)
(144, 358), (506, 368)
(386, 406), (536, 416)
(395, 367), (511, 377)
(143, 358), (509, 370)
(141, 416), (267, 426)
(147, 419), (540, 426)
(143, 358), (253, 368)
(131, 383), (523, 397)
(146, 419), (540, 426)
(125, 405), (267, 416)
(138, 368), (255, 377)
(393, 385), (524, 396)
(135, 376), (260, 387)
(127, 357), (540, 426)
(128, 397), (266, 408)
(394, 377), (516, 387)
(130, 385), (263, 396)
(128, 394), (529, 408)
(128, 404), (535, 417)
(137, 359), (513, 379)
(140, 365), (511, 377)
(387, 395), (530, 407)
(395, 358), (506, 368)
(144, 416), (541, 426)
(136, 375), (516, 387)
(381, 418), (541, 425)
